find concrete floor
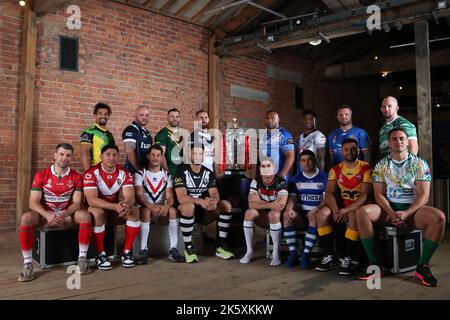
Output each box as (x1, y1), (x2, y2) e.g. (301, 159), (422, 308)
(1, 226), (449, 300)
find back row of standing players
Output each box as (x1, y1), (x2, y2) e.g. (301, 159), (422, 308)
(18, 96), (445, 287)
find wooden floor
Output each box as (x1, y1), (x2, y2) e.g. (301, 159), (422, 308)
(1, 227), (450, 300)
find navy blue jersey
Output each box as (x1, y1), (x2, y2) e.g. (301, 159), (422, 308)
(289, 169), (327, 213)
(122, 121), (153, 174)
(327, 126), (371, 165)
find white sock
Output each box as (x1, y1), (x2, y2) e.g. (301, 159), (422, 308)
(270, 223), (282, 266)
(240, 220), (255, 264)
(169, 219), (178, 249)
(140, 222), (150, 250)
(22, 250), (32, 264)
(78, 244), (89, 258)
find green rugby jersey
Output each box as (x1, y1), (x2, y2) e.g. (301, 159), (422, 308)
(379, 116), (417, 156)
(155, 127), (184, 177)
(372, 153), (431, 211)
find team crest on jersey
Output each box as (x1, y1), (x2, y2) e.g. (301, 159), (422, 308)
(107, 175), (113, 179)
(66, 180), (73, 188)
(45, 179), (52, 188)
(356, 174), (362, 180)
(85, 173), (92, 179)
(117, 179), (122, 185)
(317, 183), (323, 189)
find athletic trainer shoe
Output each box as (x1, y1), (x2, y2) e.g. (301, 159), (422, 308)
(415, 264), (438, 287)
(339, 256), (353, 276)
(168, 247), (185, 262)
(18, 262), (34, 282)
(184, 247), (199, 263)
(135, 249), (148, 265)
(121, 250), (135, 268)
(77, 256), (91, 275)
(96, 252), (112, 271)
(357, 262), (385, 280)
(216, 247), (235, 260)
(315, 255), (340, 271)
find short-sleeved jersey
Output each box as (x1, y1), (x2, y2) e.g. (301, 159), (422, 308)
(155, 127), (183, 177)
(373, 153), (431, 211)
(31, 165), (83, 212)
(191, 129), (215, 172)
(173, 164), (216, 199)
(259, 127), (295, 180)
(379, 116), (417, 157)
(80, 124), (115, 167)
(328, 160), (372, 207)
(327, 126), (371, 165)
(289, 168), (327, 213)
(249, 175), (289, 203)
(134, 169), (172, 205)
(83, 163), (134, 203)
(122, 121), (153, 174)
(295, 130), (327, 157)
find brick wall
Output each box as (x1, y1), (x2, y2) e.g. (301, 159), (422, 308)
(0, 0), (382, 236)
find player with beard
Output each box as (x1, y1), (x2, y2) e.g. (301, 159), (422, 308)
(80, 103), (115, 171)
(155, 108), (185, 177)
(18, 143), (92, 281)
(315, 138), (372, 276)
(191, 110), (216, 172)
(327, 105), (371, 167)
(357, 128), (445, 287)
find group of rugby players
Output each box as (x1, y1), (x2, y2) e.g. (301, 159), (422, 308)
(18, 96), (445, 288)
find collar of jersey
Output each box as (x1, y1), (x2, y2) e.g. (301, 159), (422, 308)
(390, 152), (410, 166)
(94, 123), (108, 132)
(166, 126), (178, 133)
(302, 168), (319, 179)
(385, 115), (400, 126)
(262, 176), (276, 186)
(51, 165), (71, 178)
(100, 164), (117, 175)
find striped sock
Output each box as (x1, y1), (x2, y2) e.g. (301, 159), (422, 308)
(283, 226), (297, 257)
(217, 212), (232, 248)
(302, 226), (318, 255)
(180, 215), (194, 249)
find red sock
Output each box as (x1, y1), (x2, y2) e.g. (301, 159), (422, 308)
(93, 225), (105, 254)
(19, 226), (34, 252)
(78, 223), (91, 246)
(123, 220), (140, 253)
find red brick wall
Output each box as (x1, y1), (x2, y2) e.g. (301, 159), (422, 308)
(0, 0), (381, 236)
(0, 0), (22, 235)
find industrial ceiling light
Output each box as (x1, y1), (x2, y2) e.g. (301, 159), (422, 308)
(374, 56), (378, 60)
(381, 72), (389, 77)
(437, 1), (446, 10)
(256, 42), (272, 53)
(19, 0), (26, 6)
(309, 39), (322, 46)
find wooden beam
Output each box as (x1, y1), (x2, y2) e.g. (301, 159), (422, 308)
(208, 36), (219, 129)
(380, 81), (450, 98)
(322, 48), (450, 79)
(415, 20), (433, 204)
(175, 0), (195, 17)
(17, 3), (37, 228)
(217, 0), (450, 55)
(34, 0), (71, 16)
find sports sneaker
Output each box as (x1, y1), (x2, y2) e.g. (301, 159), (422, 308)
(300, 253), (312, 270)
(77, 256), (91, 275)
(135, 249), (148, 265)
(284, 253), (299, 268)
(215, 247), (235, 260)
(121, 250), (135, 268)
(415, 264), (438, 287)
(168, 247), (185, 262)
(339, 256), (352, 276)
(184, 247), (198, 263)
(357, 262), (385, 280)
(315, 255), (339, 271)
(96, 253), (112, 271)
(18, 262), (34, 282)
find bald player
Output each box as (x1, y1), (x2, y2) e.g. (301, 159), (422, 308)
(122, 105), (153, 174)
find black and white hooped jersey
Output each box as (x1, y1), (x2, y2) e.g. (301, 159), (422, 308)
(249, 176), (289, 202)
(134, 169), (173, 204)
(174, 164), (216, 199)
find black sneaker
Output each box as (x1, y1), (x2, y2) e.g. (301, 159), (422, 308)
(121, 251), (135, 268)
(357, 262), (385, 280)
(96, 253), (112, 270)
(338, 257), (353, 276)
(415, 264), (438, 287)
(135, 249), (148, 265)
(315, 255), (339, 271)
(168, 247), (185, 263)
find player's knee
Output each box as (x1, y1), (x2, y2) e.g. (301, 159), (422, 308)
(20, 211), (36, 226)
(89, 207), (105, 220)
(218, 200), (232, 212)
(244, 209), (257, 220)
(268, 211), (281, 221)
(77, 210), (92, 223)
(434, 209), (446, 226)
(178, 202), (195, 215)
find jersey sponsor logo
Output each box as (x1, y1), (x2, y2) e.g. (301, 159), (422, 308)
(140, 142), (151, 149)
(299, 194), (323, 201)
(342, 190), (359, 200)
(387, 186), (414, 200)
(125, 132), (133, 137)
